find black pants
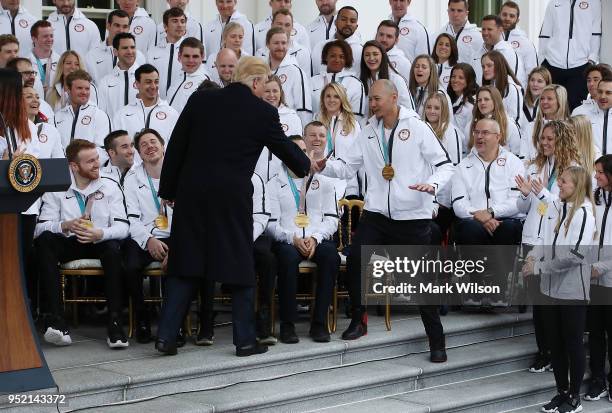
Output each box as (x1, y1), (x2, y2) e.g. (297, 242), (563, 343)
(526, 274), (551, 355)
(540, 299), (587, 395)
(347, 211), (444, 350)
(199, 236), (277, 331)
(588, 285), (612, 383)
(35, 231), (124, 317)
(158, 276), (256, 348)
(273, 239), (339, 326)
(21, 214), (38, 310)
(123, 237), (170, 316)
(455, 218), (523, 296)
(542, 60), (589, 112)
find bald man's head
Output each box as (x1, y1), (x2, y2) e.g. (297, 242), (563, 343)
(475, 117), (501, 134)
(216, 48), (239, 83)
(369, 79), (399, 119)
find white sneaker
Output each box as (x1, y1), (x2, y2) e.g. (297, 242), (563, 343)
(44, 326), (72, 346)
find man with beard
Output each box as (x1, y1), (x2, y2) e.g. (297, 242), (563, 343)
(47, 0), (100, 57)
(34, 139), (129, 349)
(375, 20), (412, 78)
(210, 48), (238, 87)
(499, 1), (537, 88)
(311, 6), (362, 76)
(307, 0), (337, 50)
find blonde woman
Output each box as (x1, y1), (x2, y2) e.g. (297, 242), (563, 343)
(206, 22), (250, 71)
(522, 84), (570, 162)
(467, 86), (521, 156)
(523, 165), (596, 413)
(46, 50), (99, 111)
(516, 120), (580, 376)
(408, 54), (453, 119)
(520, 67), (552, 148)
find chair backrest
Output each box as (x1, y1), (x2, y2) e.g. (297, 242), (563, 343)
(337, 198), (365, 251)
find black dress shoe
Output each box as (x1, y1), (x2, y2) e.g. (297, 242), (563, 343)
(341, 312), (367, 340)
(430, 349), (447, 363)
(279, 322), (299, 344)
(176, 327), (186, 348)
(309, 324), (331, 343)
(236, 343), (268, 357)
(135, 320), (152, 344)
(155, 339), (177, 356)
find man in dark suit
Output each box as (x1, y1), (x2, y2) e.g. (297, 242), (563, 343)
(156, 56), (311, 357)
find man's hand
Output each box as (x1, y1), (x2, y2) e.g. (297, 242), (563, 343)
(308, 150), (327, 174)
(293, 235), (309, 258)
(482, 218), (500, 236)
(304, 237), (318, 259)
(515, 175), (532, 197)
(471, 209), (492, 224)
(61, 218), (82, 234)
(72, 220), (104, 244)
(522, 260), (534, 277)
(592, 266), (602, 279)
(409, 183), (435, 194)
(147, 237), (169, 261)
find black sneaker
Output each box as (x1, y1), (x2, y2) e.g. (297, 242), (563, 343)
(529, 352), (552, 373)
(542, 392), (567, 413)
(176, 327), (186, 348)
(135, 319), (151, 344)
(43, 316), (72, 346)
(585, 380), (608, 401)
(107, 320), (129, 349)
(279, 322), (299, 344)
(556, 394), (582, 413)
(195, 330), (214, 346)
(309, 323), (331, 343)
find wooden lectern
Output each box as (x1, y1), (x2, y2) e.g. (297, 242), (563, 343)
(0, 158), (70, 393)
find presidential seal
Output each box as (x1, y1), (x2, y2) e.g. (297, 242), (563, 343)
(8, 154), (42, 193)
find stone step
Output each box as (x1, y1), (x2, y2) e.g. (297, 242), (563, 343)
(58, 334), (538, 413)
(0, 312), (534, 412)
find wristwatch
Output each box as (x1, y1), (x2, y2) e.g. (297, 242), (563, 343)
(487, 207), (495, 218)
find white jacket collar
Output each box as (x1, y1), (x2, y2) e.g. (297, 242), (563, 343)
(69, 177), (104, 196)
(134, 8), (150, 18)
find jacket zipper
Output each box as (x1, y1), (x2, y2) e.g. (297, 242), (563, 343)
(567, 0), (577, 69)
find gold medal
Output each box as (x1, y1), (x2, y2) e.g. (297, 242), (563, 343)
(537, 201), (548, 216)
(382, 164), (395, 181)
(294, 213), (310, 228)
(155, 214), (169, 230)
(81, 218), (93, 228)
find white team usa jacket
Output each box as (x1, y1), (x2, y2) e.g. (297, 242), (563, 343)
(255, 105), (303, 183)
(113, 99), (179, 146)
(271, 54), (312, 125)
(47, 8), (100, 58)
(530, 199), (596, 301)
(322, 106), (455, 220)
(451, 145), (525, 219)
(167, 66), (212, 113)
(434, 124), (464, 209)
(124, 163), (173, 250)
(147, 36), (186, 99)
(267, 171), (339, 244)
(311, 69), (366, 121)
(593, 190), (612, 288)
(252, 173), (270, 241)
(203, 11), (255, 57)
(97, 62), (140, 118)
(129, 8), (157, 54)
(85, 41), (146, 86)
(35, 177), (129, 242)
(439, 21), (483, 64)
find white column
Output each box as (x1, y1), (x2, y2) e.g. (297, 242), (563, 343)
(22, 0), (42, 19)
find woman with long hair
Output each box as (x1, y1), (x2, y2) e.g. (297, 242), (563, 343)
(523, 84), (570, 162)
(586, 154), (612, 402)
(516, 120), (580, 375)
(408, 54), (453, 119)
(311, 40), (366, 122)
(447, 63), (477, 138)
(523, 165), (596, 413)
(46, 50), (98, 111)
(206, 22), (250, 71)
(431, 33), (459, 91)
(359, 40), (414, 112)
(481, 50), (523, 125)
(570, 114), (600, 179)
(467, 86), (522, 156)
(520, 67), (552, 147)
(0, 69), (37, 159)
(316, 82), (360, 159)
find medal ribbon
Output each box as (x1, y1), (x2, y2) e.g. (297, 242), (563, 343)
(379, 120), (400, 165)
(74, 191), (94, 218)
(146, 172), (162, 213)
(285, 167), (313, 214)
(546, 161), (557, 191)
(326, 116), (337, 155)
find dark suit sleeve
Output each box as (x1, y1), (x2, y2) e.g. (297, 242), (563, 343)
(159, 92), (197, 200)
(261, 107), (311, 178)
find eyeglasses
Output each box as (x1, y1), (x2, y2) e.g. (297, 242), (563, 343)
(472, 129), (498, 137)
(19, 71), (37, 77)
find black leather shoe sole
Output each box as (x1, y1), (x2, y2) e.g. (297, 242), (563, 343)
(155, 339), (177, 356)
(236, 343), (268, 357)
